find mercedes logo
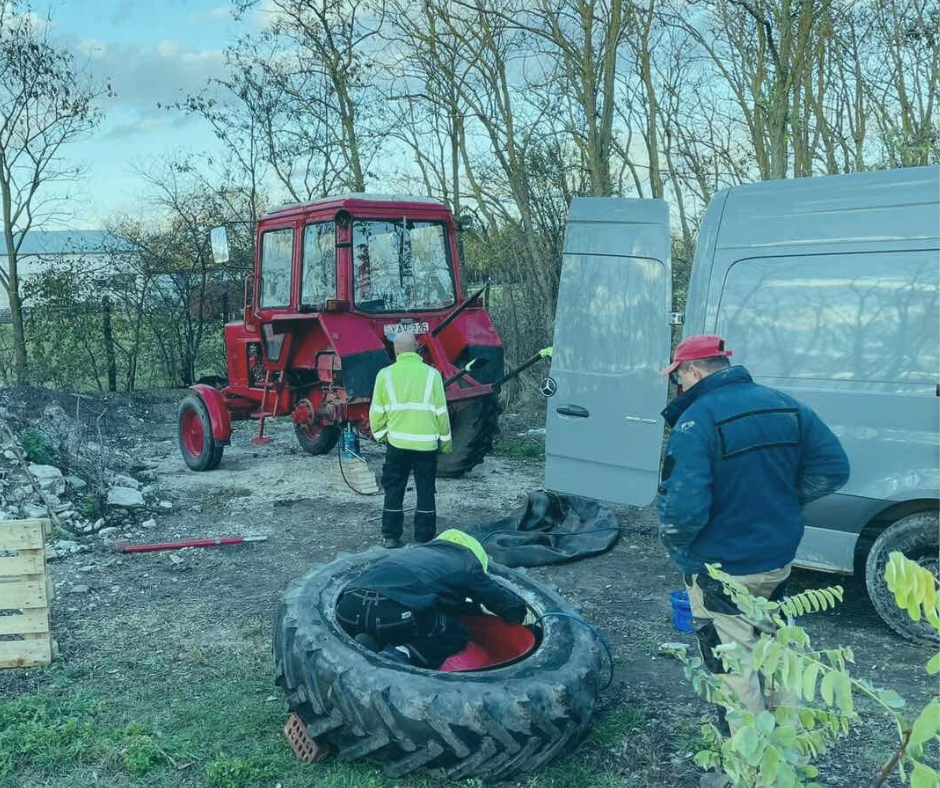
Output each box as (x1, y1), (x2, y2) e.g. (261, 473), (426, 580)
(539, 377), (557, 397)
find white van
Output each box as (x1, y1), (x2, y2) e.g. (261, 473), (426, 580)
(545, 165), (940, 643)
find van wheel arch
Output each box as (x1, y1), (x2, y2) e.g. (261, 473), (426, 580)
(852, 499), (938, 574)
(856, 504), (939, 645)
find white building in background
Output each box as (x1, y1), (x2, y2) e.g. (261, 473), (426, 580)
(0, 230), (130, 322)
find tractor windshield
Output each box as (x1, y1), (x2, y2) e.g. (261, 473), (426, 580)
(352, 219), (456, 313)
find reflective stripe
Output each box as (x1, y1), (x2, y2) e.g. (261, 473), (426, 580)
(383, 369), (398, 408)
(380, 403), (444, 414)
(438, 432), (452, 442)
(374, 428), (388, 439)
(423, 368), (435, 405)
(372, 403), (446, 417)
(387, 431), (441, 443)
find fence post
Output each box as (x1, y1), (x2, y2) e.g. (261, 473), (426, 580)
(102, 294), (117, 392)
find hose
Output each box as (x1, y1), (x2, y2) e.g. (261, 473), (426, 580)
(534, 611), (615, 690)
(336, 439), (382, 497)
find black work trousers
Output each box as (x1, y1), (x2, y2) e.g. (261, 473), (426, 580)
(336, 589), (467, 668)
(381, 444), (438, 542)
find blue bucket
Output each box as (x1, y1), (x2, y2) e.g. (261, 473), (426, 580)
(671, 590), (694, 632)
(341, 428), (360, 459)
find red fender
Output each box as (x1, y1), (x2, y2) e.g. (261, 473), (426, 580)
(190, 384), (232, 444)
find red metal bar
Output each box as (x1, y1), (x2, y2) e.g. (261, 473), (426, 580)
(113, 536), (267, 553)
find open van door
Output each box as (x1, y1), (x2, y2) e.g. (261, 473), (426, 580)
(544, 198), (672, 506)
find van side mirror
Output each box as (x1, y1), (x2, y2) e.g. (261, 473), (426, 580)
(457, 215), (474, 232)
(210, 226), (231, 265)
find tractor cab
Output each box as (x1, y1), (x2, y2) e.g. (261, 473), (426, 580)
(180, 194), (504, 477)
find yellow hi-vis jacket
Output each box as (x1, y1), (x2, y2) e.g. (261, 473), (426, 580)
(369, 352), (453, 453)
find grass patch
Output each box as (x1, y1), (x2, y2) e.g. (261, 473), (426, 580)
(0, 618), (646, 788)
(494, 438), (544, 458)
(589, 706), (647, 748)
(0, 641), (465, 788)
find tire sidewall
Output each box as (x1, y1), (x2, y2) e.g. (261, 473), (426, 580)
(178, 393), (217, 471)
(865, 510), (940, 644)
(275, 549), (603, 775)
(286, 549), (597, 684)
(294, 422), (339, 455)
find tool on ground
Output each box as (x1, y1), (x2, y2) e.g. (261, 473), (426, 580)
(113, 535), (268, 553)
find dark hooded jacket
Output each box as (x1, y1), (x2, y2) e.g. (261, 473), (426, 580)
(350, 542), (527, 622)
(657, 365), (850, 575)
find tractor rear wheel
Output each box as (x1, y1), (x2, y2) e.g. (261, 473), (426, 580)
(437, 395), (501, 478)
(294, 421), (340, 455)
(178, 392), (223, 471)
(273, 548), (602, 780)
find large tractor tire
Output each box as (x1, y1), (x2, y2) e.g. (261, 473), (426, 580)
(294, 422), (340, 455)
(178, 392), (223, 471)
(273, 548), (602, 780)
(437, 395), (501, 478)
(865, 510), (939, 645)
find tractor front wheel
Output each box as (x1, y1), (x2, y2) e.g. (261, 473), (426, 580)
(178, 392), (224, 471)
(294, 421), (340, 455)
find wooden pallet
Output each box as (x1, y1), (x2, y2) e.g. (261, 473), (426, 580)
(0, 518), (54, 669)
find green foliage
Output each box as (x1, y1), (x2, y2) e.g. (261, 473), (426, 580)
(204, 755), (279, 787)
(680, 559), (940, 787)
(590, 706), (646, 747)
(21, 426), (54, 464)
(79, 494), (96, 519)
(494, 438), (545, 458)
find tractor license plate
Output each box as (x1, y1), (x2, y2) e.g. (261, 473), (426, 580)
(383, 322), (429, 340)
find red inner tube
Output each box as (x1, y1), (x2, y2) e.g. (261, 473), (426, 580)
(439, 615), (537, 672)
(180, 408), (205, 458)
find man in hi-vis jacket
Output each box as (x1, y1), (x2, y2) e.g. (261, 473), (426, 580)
(370, 332), (452, 548)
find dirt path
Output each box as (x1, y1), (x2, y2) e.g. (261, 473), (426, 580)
(1, 391), (934, 788)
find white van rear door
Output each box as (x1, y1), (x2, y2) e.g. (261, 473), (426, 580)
(544, 198), (672, 506)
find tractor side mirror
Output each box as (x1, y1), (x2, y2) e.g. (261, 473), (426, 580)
(210, 226), (231, 265)
(457, 215), (474, 232)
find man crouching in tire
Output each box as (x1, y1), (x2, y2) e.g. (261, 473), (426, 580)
(337, 530), (527, 668)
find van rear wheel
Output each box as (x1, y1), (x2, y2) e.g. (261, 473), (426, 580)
(865, 510), (939, 645)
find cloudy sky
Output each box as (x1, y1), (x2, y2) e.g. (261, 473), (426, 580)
(44, 0), (243, 227)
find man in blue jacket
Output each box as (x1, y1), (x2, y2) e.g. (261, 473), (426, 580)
(658, 334), (849, 730)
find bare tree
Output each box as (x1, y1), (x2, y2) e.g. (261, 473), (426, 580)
(228, 0), (388, 197)
(865, 0), (939, 167)
(0, 3), (107, 382)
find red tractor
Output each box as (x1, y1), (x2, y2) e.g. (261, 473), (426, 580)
(177, 194), (515, 477)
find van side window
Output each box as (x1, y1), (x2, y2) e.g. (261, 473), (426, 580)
(716, 251), (939, 384)
(301, 222), (336, 306)
(259, 228), (294, 308)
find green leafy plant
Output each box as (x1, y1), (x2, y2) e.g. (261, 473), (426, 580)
(682, 555), (939, 788)
(79, 494), (96, 519)
(21, 427), (54, 465)
(205, 755), (279, 787)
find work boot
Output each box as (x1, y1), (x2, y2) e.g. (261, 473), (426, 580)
(383, 537), (403, 549)
(380, 646), (412, 665)
(354, 634), (379, 652)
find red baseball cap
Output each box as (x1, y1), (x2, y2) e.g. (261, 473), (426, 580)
(661, 334), (733, 376)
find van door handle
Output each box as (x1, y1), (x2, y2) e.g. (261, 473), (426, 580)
(556, 404), (589, 418)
